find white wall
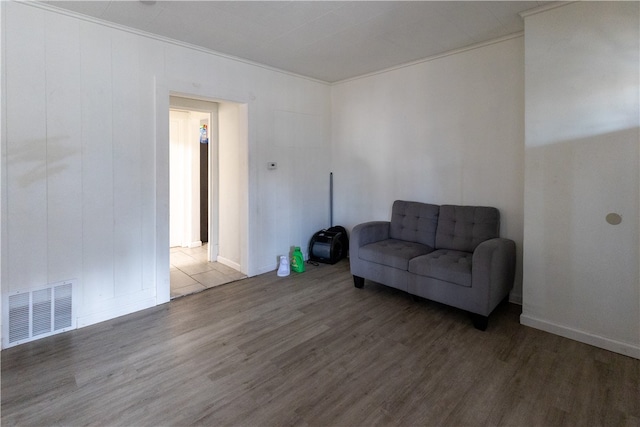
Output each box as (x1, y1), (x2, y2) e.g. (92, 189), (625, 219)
(521, 2), (640, 358)
(0, 1), (331, 341)
(331, 36), (525, 300)
(217, 102), (244, 270)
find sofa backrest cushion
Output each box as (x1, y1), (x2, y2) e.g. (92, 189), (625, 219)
(435, 205), (499, 252)
(389, 200), (440, 247)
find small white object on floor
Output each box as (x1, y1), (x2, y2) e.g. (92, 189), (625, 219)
(277, 255), (290, 277)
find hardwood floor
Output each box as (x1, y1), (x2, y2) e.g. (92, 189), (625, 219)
(2, 260), (638, 426)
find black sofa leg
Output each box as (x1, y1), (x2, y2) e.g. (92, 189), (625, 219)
(471, 314), (489, 331)
(353, 275), (364, 289)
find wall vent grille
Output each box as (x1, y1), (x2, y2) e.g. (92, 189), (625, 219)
(5, 280), (76, 348)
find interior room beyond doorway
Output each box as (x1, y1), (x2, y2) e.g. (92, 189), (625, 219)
(169, 107), (210, 251)
(169, 96), (246, 298)
(170, 244), (246, 299)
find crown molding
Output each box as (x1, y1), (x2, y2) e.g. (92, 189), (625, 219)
(519, 1), (576, 19)
(18, 0), (331, 86)
(332, 32), (524, 86)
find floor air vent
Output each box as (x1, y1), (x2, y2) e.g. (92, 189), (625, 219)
(6, 280), (75, 348)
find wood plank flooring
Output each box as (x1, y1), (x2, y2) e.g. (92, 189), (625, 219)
(2, 259), (639, 426)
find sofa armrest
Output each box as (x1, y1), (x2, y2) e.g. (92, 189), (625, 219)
(349, 221), (391, 285)
(349, 221), (390, 253)
(472, 238), (516, 315)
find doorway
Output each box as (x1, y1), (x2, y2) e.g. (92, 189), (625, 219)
(168, 97), (246, 298)
(169, 108), (210, 250)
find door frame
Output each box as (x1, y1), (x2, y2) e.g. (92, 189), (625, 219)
(155, 78), (251, 305)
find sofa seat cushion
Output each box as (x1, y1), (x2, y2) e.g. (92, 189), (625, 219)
(359, 239), (434, 270)
(408, 249), (473, 287)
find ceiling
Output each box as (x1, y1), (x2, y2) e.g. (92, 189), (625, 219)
(42, 1), (551, 83)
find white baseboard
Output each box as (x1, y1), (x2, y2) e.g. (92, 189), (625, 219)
(520, 314), (640, 359)
(256, 265), (277, 276)
(77, 294), (157, 329)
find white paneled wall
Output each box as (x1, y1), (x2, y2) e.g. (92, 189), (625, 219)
(331, 36), (525, 300)
(45, 11), (83, 285)
(522, 2), (640, 358)
(80, 21), (116, 308)
(1, 2), (331, 340)
(5, 3), (49, 292)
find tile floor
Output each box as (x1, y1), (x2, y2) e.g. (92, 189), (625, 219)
(170, 244), (247, 299)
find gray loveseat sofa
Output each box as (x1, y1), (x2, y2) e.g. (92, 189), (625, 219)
(350, 200), (516, 330)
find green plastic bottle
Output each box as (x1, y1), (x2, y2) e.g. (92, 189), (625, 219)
(291, 247), (305, 273)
